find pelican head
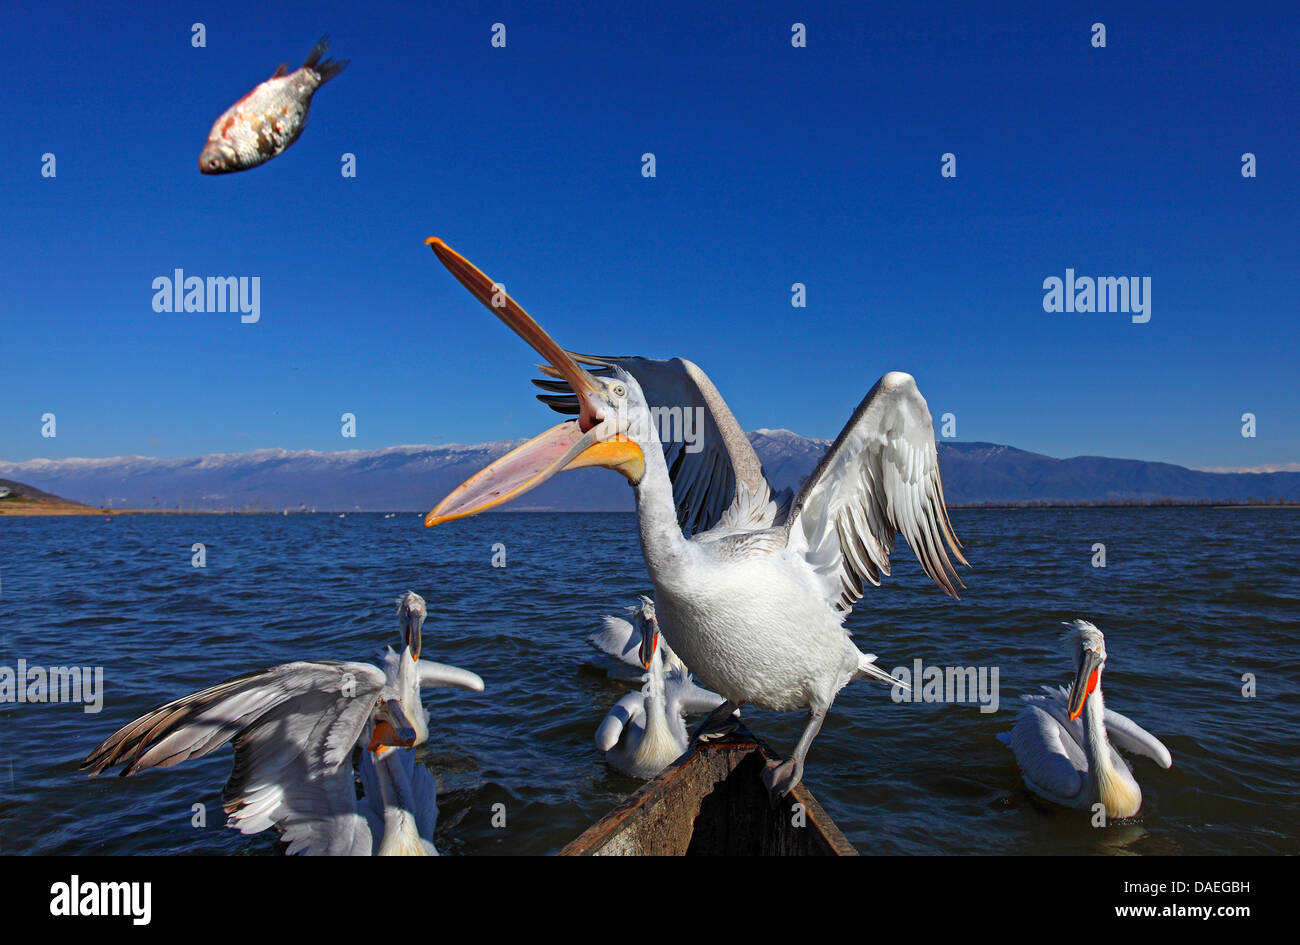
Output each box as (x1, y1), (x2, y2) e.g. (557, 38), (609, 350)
(368, 697), (418, 753)
(397, 592), (427, 661)
(423, 237), (646, 526)
(633, 596), (659, 669)
(1065, 620), (1107, 721)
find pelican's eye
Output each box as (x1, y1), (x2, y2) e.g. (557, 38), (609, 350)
(610, 383), (627, 398)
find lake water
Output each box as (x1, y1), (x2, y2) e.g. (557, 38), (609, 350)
(1, 508), (1296, 855)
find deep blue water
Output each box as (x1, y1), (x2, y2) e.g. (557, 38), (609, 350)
(1, 508), (1297, 855)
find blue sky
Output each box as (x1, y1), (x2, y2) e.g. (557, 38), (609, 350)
(1, 0), (1296, 470)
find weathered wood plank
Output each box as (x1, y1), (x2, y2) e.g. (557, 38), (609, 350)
(560, 731), (858, 856)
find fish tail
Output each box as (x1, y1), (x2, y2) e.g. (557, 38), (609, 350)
(303, 34), (349, 83)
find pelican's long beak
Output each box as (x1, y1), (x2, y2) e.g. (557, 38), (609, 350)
(405, 613), (423, 662)
(426, 420), (644, 526)
(639, 622), (659, 670)
(426, 237), (606, 432)
(423, 236), (645, 526)
(1067, 649), (1104, 721)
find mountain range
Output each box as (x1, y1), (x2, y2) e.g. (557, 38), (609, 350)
(0, 432), (1294, 512)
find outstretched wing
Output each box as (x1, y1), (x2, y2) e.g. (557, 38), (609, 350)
(535, 353), (777, 535)
(781, 372), (966, 613)
(417, 660), (485, 692)
(589, 615), (642, 667)
(664, 669), (727, 717)
(1037, 685), (1172, 769)
(589, 611), (689, 675)
(82, 660), (388, 856)
(1101, 707), (1173, 768)
(595, 692), (646, 751)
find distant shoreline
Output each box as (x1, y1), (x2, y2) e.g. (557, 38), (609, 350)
(0, 502), (222, 517)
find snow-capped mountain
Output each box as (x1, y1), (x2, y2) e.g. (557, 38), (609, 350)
(0, 436), (1294, 511)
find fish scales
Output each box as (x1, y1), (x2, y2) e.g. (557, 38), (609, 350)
(199, 35), (347, 174)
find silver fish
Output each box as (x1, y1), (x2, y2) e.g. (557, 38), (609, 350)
(199, 35), (348, 174)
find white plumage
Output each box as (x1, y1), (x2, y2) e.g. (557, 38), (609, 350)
(998, 620), (1172, 819)
(421, 237), (966, 799)
(82, 592), (484, 855)
(588, 595), (687, 677)
(589, 597), (728, 779)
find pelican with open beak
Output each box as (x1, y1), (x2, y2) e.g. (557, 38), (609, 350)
(423, 236), (965, 800)
(424, 238), (643, 527)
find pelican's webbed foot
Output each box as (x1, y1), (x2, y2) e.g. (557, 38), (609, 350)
(760, 757), (803, 803)
(691, 700), (741, 743)
(761, 705), (827, 803)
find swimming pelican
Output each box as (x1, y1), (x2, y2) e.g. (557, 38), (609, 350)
(421, 237), (965, 798)
(589, 596), (687, 677)
(594, 597), (729, 778)
(81, 592), (484, 854)
(998, 620), (1172, 819)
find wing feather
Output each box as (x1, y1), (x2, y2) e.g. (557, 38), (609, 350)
(665, 669), (727, 717)
(81, 661), (388, 856)
(782, 372), (966, 613)
(589, 615), (641, 667)
(416, 660), (485, 692)
(1035, 685), (1172, 769)
(1101, 708), (1173, 768)
(1007, 704), (1086, 802)
(595, 693), (645, 751)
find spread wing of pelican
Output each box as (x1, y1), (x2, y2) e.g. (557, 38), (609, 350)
(81, 592), (484, 855)
(421, 237), (966, 798)
(998, 620), (1172, 819)
(593, 597), (729, 779)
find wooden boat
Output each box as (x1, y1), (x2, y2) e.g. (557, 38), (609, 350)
(560, 730), (858, 856)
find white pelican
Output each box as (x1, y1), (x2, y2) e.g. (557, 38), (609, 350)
(998, 620), (1172, 819)
(593, 597), (729, 778)
(422, 237), (965, 798)
(81, 592), (484, 855)
(589, 595), (687, 677)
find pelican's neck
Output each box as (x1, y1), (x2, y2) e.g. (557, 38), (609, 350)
(633, 649), (681, 765)
(644, 646), (666, 707)
(1082, 686), (1140, 818)
(372, 748), (429, 856)
(625, 404), (690, 570)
